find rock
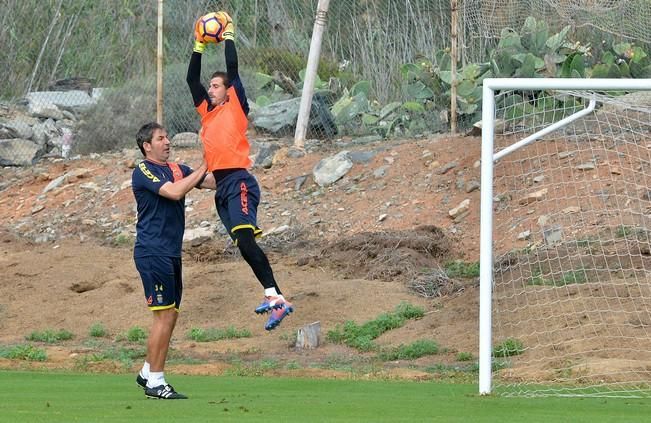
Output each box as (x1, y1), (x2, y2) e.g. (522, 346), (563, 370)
(287, 147), (306, 159)
(271, 147), (290, 167)
(543, 226), (563, 245)
(449, 199), (470, 219)
(183, 226), (214, 243)
(313, 151), (353, 186)
(348, 150), (376, 164)
(471, 118), (507, 134)
(43, 175), (66, 193)
(252, 93), (337, 139)
(0, 119), (33, 140)
(437, 161), (458, 175)
(350, 135), (382, 145)
(0, 138), (41, 166)
(465, 180), (480, 193)
(519, 188), (548, 205)
(171, 132), (198, 148)
(373, 166), (388, 179)
(294, 175), (308, 191)
(265, 225), (290, 236)
(27, 101), (64, 120)
(79, 182), (100, 192)
(254, 142), (282, 169)
(576, 162), (595, 171)
(26, 90), (97, 114)
(517, 230), (531, 240)
(32, 118), (59, 147)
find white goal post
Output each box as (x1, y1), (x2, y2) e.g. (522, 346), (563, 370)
(480, 78), (651, 397)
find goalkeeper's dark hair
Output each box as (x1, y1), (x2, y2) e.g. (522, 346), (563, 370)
(211, 71), (231, 88)
(136, 121), (165, 156)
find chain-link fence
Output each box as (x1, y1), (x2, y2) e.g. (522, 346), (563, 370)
(1, 0), (650, 166)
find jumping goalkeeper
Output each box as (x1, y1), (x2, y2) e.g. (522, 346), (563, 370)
(186, 11), (293, 331)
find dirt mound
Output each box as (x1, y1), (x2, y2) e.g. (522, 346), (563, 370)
(314, 225), (453, 282)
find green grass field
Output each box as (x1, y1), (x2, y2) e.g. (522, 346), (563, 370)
(1, 371), (649, 422)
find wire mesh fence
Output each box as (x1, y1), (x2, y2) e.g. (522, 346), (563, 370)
(1, 0), (650, 166)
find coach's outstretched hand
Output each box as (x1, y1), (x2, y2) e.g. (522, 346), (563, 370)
(217, 11), (234, 42)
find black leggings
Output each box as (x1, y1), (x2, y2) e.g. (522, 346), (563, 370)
(234, 228), (282, 295)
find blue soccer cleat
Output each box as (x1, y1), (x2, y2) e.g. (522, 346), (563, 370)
(264, 302), (294, 331)
(255, 295), (286, 314)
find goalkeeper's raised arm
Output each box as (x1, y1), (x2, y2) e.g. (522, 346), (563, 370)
(185, 12), (248, 115)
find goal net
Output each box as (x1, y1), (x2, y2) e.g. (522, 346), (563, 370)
(479, 78), (651, 397)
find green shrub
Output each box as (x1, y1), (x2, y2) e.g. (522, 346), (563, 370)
(88, 323), (108, 338)
(74, 78), (155, 155)
(379, 339), (440, 361)
(493, 338), (524, 357)
(26, 329), (74, 343)
(75, 345), (146, 370)
(241, 48), (340, 83)
(124, 326), (147, 343)
(394, 302), (425, 320)
(456, 352), (474, 361)
(187, 326), (251, 342)
(444, 261), (480, 278)
(113, 233), (133, 247)
(0, 344), (47, 361)
(326, 303), (424, 352)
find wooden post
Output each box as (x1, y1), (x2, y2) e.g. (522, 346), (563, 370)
(156, 0), (164, 125)
(293, 0), (331, 149)
(296, 321), (321, 349)
(450, 0), (458, 135)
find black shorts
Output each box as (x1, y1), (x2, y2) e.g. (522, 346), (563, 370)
(134, 256), (182, 311)
(214, 170), (263, 240)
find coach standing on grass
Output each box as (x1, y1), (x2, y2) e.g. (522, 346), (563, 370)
(131, 122), (215, 399)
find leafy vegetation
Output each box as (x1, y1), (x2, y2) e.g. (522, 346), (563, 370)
(0, 344), (47, 361)
(493, 338), (525, 358)
(444, 261), (480, 279)
(26, 329), (74, 343)
(187, 326), (252, 342)
(378, 339), (440, 361)
(73, 78), (155, 155)
(456, 352), (474, 362)
(74, 344), (147, 370)
(88, 323), (108, 338)
(528, 267), (588, 286)
(116, 326), (147, 343)
(326, 302), (424, 352)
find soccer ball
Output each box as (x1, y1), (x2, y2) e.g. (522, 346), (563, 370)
(197, 12), (224, 43)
